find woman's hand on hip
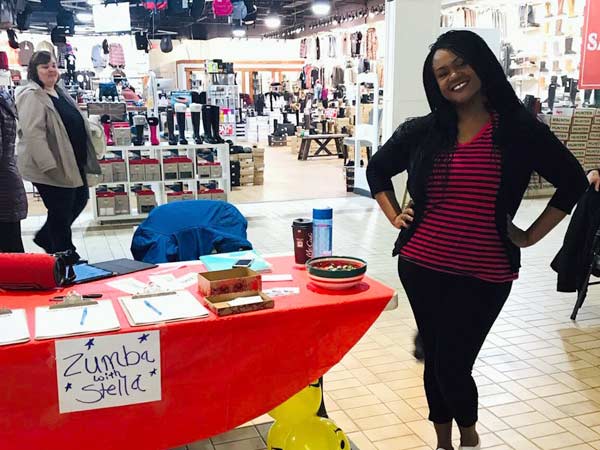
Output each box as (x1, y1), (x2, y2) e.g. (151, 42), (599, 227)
(507, 215), (531, 248)
(588, 169), (600, 191)
(393, 207), (414, 230)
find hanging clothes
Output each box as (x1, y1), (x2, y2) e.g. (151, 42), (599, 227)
(315, 37), (321, 60)
(108, 42), (126, 68)
(300, 38), (307, 59)
(351, 31), (363, 58)
(366, 28), (378, 60)
(328, 35), (337, 58)
(341, 33), (350, 57)
(332, 66), (344, 87)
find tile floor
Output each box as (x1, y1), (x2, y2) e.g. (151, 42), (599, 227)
(21, 196), (600, 450)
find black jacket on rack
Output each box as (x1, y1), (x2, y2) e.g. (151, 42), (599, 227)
(367, 109), (588, 273)
(551, 186), (600, 292)
(0, 88), (27, 223)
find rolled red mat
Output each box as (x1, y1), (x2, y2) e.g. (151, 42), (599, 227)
(0, 253), (67, 290)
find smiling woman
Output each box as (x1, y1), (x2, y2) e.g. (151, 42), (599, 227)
(366, 30), (588, 450)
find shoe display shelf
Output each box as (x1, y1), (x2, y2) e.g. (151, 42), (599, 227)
(91, 142), (230, 224)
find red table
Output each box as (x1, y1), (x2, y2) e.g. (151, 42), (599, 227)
(0, 256), (394, 450)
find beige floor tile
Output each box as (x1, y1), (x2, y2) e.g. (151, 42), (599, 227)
(558, 401), (600, 416)
(479, 392), (521, 408)
(556, 417), (600, 442)
(345, 403), (393, 420)
(367, 383), (402, 402)
(503, 412), (550, 428)
(188, 440), (215, 450)
(385, 399), (424, 423)
(532, 431), (583, 450)
(526, 398), (569, 420)
(530, 383), (574, 398)
(328, 410), (360, 434)
(328, 386), (372, 401)
(336, 394), (382, 410)
(478, 409), (511, 432)
(346, 431), (379, 450)
(372, 434), (425, 450)
(488, 402), (535, 418)
(517, 375), (560, 389)
(494, 429), (540, 450)
(213, 438), (266, 450)
(575, 412), (600, 427)
(545, 392), (589, 407)
(354, 413), (402, 431)
(211, 428), (260, 445)
(516, 421), (565, 439)
(364, 423), (413, 442)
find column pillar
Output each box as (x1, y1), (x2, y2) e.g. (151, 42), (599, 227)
(380, 0), (441, 204)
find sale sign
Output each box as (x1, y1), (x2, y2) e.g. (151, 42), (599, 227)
(580, 0), (600, 88)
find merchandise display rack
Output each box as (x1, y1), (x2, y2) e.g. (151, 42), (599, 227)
(91, 143), (230, 223)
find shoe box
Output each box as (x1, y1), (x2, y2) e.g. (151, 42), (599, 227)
(96, 191), (116, 216)
(268, 135), (287, 146)
(135, 189), (157, 214)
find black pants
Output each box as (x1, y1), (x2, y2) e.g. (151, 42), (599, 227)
(398, 259), (512, 427)
(34, 182), (88, 254)
(0, 221), (24, 253)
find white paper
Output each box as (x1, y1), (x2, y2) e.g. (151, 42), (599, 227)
(0, 309), (30, 346)
(35, 301), (121, 340)
(228, 295), (264, 307)
(148, 274), (178, 289)
(262, 274), (294, 282)
(176, 273), (198, 288)
(119, 290), (209, 326)
(55, 331), (161, 413)
(106, 278), (147, 295)
(263, 287), (300, 298)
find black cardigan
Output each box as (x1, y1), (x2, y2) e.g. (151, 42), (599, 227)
(366, 109), (588, 272)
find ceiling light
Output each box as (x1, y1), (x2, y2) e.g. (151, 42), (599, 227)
(77, 13), (93, 22)
(311, 0), (331, 16)
(265, 16), (281, 29)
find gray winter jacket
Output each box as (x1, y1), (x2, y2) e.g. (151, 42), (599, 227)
(15, 82), (101, 188)
(0, 89), (27, 222)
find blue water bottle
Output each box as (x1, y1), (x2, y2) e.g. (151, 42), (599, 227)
(312, 207), (333, 258)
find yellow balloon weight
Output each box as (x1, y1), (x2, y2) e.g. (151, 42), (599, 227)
(268, 380), (322, 424)
(267, 421), (292, 450)
(285, 417), (351, 450)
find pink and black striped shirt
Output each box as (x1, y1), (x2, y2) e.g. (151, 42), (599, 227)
(400, 117), (518, 283)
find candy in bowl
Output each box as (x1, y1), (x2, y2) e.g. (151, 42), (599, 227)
(305, 256), (367, 290)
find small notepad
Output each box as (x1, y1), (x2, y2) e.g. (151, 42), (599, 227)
(35, 301), (121, 340)
(119, 290), (210, 326)
(0, 309), (30, 346)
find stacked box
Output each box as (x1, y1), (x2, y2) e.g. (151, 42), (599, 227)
(129, 159), (146, 182)
(99, 160), (113, 183)
(197, 162), (212, 178)
(182, 191), (195, 201)
(268, 135), (287, 147)
(239, 158), (254, 186)
(210, 163), (223, 178)
(252, 146), (265, 186)
(114, 191), (130, 215)
(145, 158), (161, 181)
(207, 189), (227, 201)
(112, 159), (127, 182)
(198, 188), (212, 200)
(586, 139), (600, 169)
(136, 189), (157, 214)
(166, 191), (184, 203)
(112, 123), (132, 146)
(178, 157), (194, 179)
(164, 157), (180, 180)
(230, 161), (240, 188)
(96, 192), (116, 216)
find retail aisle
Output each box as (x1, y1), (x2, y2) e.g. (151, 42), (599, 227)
(19, 197), (600, 450)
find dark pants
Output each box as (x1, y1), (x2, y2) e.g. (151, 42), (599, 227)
(34, 182), (89, 254)
(398, 259), (512, 427)
(0, 221), (24, 253)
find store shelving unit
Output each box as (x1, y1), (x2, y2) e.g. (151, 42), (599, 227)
(91, 143), (230, 224)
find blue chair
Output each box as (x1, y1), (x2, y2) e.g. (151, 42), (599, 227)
(131, 200), (252, 263)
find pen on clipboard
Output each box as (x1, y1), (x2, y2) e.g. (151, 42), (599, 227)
(80, 307), (88, 326)
(144, 300), (162, 316)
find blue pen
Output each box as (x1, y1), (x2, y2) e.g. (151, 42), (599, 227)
(80, 307), (88, 326)
(144, 300), (162, 316)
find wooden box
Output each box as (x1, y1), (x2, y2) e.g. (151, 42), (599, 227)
(198, 267), (262, 297)
(204, 290), (273, 316)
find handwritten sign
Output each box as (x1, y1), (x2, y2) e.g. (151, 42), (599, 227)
(55, 331), (161, 413)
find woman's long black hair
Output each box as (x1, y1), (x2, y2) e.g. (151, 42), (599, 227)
(423, 30), (524, 148)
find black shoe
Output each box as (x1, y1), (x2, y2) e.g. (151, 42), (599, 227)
(33, 233), (52, 253)
(413, 332), (425, 361)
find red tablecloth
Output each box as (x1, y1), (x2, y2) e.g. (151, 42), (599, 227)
(0, 256), (394, 450)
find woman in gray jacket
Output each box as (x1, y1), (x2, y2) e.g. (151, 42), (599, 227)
(16, 51), (100, 263)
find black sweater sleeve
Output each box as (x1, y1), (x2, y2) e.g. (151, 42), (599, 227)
(528, 118), (588, 214)
(366, 120), (415, 197)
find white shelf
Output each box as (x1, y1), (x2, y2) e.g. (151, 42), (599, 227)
(97, 212), (149, 222)
(107, 143), (229, 151)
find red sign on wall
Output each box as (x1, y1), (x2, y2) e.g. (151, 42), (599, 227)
(580, 0), (600, 88)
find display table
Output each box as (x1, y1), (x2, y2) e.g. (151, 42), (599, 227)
(0, 256), (394, 450)
(298, 134), (348, 160)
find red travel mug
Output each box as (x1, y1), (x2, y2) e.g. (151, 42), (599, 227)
(292, 218), (313, 265)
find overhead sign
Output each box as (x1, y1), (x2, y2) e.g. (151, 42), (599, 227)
(580, 0), (600, 88)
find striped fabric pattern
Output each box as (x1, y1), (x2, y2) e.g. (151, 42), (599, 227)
(400, 117), (517, 283)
